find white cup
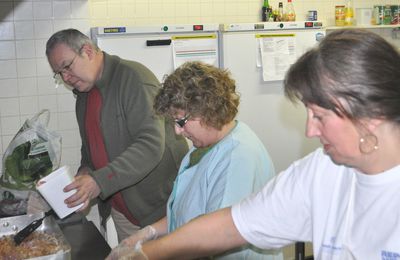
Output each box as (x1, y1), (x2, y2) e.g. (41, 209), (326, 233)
(36, 165), (83, 219)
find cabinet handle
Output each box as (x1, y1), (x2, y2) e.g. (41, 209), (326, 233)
(146, 39), (172, 46)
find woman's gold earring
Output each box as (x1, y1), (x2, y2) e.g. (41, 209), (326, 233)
(359, 134), (378, 154)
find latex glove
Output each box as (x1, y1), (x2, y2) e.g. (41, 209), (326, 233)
(106, 240), (149, 260)
(121, 225), (158, 247)
(27, 191), (51, 214)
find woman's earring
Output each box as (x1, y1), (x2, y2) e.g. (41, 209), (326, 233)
(359, 134), (378, 154)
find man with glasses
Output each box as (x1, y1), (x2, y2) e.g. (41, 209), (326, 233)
(45, 28), (188, 242)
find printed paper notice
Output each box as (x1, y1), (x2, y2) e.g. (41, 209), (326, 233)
(172, 34), (218, 69)
(258, 34), (297, 82)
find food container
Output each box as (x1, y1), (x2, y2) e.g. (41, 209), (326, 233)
(356, 8), (372, 25)
(372, 5), (384, 25)
(307, 10), (318, 21)
(383, 5), (393, 25)
(335, 5), (346, 26)
(391, 5), (399, 24)
(36, 165), (83, 219)
(0, 213), (71, 260)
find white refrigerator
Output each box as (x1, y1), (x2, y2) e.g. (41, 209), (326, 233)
(220, 21), (325, 173)
(90, 24), (220, 82)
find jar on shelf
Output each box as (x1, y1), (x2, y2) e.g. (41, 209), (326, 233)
(335, 5), (346, 26)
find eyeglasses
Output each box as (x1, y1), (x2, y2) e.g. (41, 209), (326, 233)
(174, 114), (190, 128)
(53, 47), (83, 81)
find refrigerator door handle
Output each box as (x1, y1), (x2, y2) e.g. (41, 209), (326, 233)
(146, 39), (172, 46)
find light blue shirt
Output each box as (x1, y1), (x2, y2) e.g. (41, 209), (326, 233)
(167, 121), (283, 260)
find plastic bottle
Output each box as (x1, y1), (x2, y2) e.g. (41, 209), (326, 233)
(285, 0), (296, 22)
(344, 0), (354, 26)
(262, 0), (270, 22)
(277, 2), (284, 22)
(268, 6), (274, 22)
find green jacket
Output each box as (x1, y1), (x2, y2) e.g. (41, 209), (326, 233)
(74, 53), (188, 227)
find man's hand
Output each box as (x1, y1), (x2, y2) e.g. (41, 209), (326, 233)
(63, 174), (100, 211)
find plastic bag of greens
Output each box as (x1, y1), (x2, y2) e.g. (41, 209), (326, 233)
(0, 109), (62, 190)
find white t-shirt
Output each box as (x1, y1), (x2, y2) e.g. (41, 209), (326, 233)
(232, 148), (400, 259)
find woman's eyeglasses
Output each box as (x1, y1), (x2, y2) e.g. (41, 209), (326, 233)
(174, 114), (190, 128)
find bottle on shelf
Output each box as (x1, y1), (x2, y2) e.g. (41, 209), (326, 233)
(268, 6), (274, 22)
(383, 5), (392, 25)
(277, 2), (284, 22)
(285, 0), (296, 22)
(344, 0), (354, 26)
(262, 0), (270, 22)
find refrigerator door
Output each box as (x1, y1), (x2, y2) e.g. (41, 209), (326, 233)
(95, 33), (174, 81)
(221, 27), (325, 172)
(91, 25), (220, 82)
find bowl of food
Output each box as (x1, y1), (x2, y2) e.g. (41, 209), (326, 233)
(0, 212), (71, 260)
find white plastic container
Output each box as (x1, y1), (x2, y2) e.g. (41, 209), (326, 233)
(356, 8), (373, 26)
(36, 165), (83, 219)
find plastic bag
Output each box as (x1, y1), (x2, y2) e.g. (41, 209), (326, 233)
(0, 109), (62, 190)
(0, 188), (29, 217)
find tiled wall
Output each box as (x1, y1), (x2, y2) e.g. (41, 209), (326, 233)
(0, 0), (89, 175)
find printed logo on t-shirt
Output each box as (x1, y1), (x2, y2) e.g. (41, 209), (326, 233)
(321, 236), (342, 255)
(382, 250), (400, 260)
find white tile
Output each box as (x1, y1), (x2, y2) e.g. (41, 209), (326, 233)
(58, 129), (80, 148)
(38, 94), (58, 112)
(19, 96), (39, 115)
(60, 146), (80, 167)
(52, 19), (72, 32)
(35, 39), (48, 58)
(33, 21), (54, 40)
(37, 57), (53, 76)
(56, 83), (74, 94)
(57, 93), (75, 112)
(53, 1), (71, 19)
(37, 76), (57, 95)
(18, 77), (38, 96)
(15, 21), (35, 40)
(33, 1), (53, 20)
(1, 116), (21, 135)
(90, 1), (107, 19)
(53, 19), (90, 34)
(0, 97), (20, 117)
(2, 135), (15, 152)
(0, 79), (18, 98)
(0, 22), (15, 40)
(47, 110), (58, 130)
(71, 1), (89, 19)
(0, 60), (17, 79)
(13, 1), (33, 21)
(17, 59), (37, 78)
(57, 111), (78, 130)
(0, 2), (13, 22)
(0, 41), (16, 59)
(16, 40), (36, 59)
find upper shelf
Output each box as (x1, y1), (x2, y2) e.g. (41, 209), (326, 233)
(326, 24), (400, 30)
